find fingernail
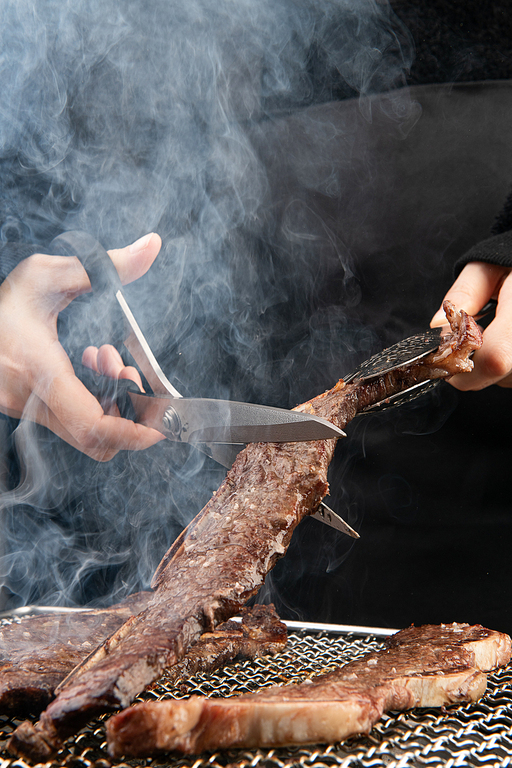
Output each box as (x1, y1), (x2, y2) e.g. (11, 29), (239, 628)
(431, 309), (445, 327)
(129, 233), (153, 253)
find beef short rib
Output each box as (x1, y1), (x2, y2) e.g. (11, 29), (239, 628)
(0, 592), (151, 716)
(106, 623), (511, 757)
(164, 603), (287, 685)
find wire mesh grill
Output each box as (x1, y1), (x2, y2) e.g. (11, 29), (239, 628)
(1, 625), (512, 768)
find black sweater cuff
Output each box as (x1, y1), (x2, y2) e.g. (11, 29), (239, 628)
(454, 230), (512, 277)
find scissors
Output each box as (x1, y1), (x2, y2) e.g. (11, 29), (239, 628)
(51, 231), (358, 538)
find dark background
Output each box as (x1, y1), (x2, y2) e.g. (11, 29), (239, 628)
(251, 81), (512, 634)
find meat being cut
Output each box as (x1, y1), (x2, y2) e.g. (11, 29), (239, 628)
(106, 623), (511, 757)
(7, 303), (482, 761)
(0, 601), (285, 716)
(8, 301), (483, 762)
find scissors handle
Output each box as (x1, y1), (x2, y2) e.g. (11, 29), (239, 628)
(53, 231), (123, 294)
(51, 231), (126, 351)
(76, 364), (141, 421)
(51, 230), (182, 397)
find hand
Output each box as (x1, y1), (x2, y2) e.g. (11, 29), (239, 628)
(431, 260), (512, 390)
(0, 233), (165, 460)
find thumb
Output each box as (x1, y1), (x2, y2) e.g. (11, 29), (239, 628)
(42, 232), (162, 312)
(431, 261), (506, 327)
(107, 232), (162, 285)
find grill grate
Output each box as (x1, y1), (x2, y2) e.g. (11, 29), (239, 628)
(1, 626), (512, 768)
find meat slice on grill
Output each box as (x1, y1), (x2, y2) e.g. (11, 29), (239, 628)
(8, 302), (483, 762)
(0, 601), (284, 716)
(0, 592), (152, 716)
(106, 623), (511, 757)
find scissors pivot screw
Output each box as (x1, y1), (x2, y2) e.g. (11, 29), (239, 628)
(162, 407), (182, 438)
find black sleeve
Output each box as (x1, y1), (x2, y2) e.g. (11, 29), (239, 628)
(0, 242), (42, 284)
(454, 188), (512, 275)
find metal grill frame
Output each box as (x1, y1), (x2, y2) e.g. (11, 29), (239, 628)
(1, 622), (511, 768)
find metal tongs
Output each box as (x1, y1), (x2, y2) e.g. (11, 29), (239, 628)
(52, 232), (357, 537)
(314, 302), (495, 537)
(342, 300), (497, 413)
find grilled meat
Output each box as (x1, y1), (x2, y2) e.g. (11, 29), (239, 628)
(0, 592), (151, 716)
(163, 604), (287, 685)
(0, 601), (284, 717)
(107, 623), (511, 757)
(8, 302), (482, 762)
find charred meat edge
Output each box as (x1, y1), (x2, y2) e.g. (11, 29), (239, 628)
(161, 603), (287, 687)
(106, 623), (511, 757)
(8, 301), (482, 761)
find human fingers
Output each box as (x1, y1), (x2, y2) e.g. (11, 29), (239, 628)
(430, 261), (507, 327)
(0, 240), (163, 457)
(107, 232), (161, 285)
(35, 232), (162, 314)
(80, 346), (126, 418)
(82, 346), (100, 371)
(93, 345), (145, 416)
(33, 349), (163, 460)
(82, 344), (145, 395)
(95, 345), (144, 390)
(82, 344), (149, 421)
(24, 391), (164, 461)
(448, 269), (512, 390)
(18, 392), (122, 460)
(0, 332), (163, 461)
(84, 344), (136, 380)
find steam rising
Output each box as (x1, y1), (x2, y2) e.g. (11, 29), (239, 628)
(0, 0), (416, 609)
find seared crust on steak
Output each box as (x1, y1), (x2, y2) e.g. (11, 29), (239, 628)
(106, 623), (511, 757)
(385, 622), (512, 671)
(8, 304), (483, 762)
(164, 604), (287, 686)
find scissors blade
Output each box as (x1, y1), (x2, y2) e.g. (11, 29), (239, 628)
(311, 502), (360, 538)
(128, 392), (346, 443)
(113, 281), (347, 444)
(114, 291), (183, 398)
(52, 232), (347, 446)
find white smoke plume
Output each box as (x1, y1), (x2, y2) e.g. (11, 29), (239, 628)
(0, 0), (416, 609)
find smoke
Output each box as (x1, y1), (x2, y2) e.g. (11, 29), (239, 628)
(0, 0), (416, 608)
